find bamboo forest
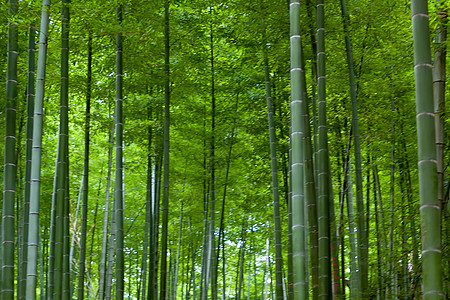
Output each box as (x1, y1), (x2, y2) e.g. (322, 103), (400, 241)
(1, 0), (450, 299)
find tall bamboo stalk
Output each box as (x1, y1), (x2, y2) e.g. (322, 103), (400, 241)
(51, 1), (70, 297)
(2, 0), (18, 298)
(139, 101), (153, 300)
(263, 30), (284, 300)
(373, 161), (387, 299)
(160, 2), (171, 299)
(339, 0), (368, 293)
(19, 23), (36, 300)
(98, 124), (114, 300)
(207, 7), (217, 299)
(433, 0), (447, 230)
(115, 6), (125, 300)
(411, 0), (444, 298)
(77, 33), (92, 300)
(289, 0), (307, 298)
(26, 0), (50, 298)
(433, 4), (449, 295)
(316, 0), (332, 297)
(300, 48), (319, 300)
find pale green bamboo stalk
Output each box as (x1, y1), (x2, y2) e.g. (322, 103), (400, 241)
(77, 32), (92, 300)
(208, 7), (218, 300)
(2, 0), (18, 297)
(148, 156), (162, 300)
(236, 225), (246, 300)
(173, 202), (184, 300)
(69, 177), (83, 269)
(399, 172), (409, 299)
(433, 3), (448, 297)
(19, 22), (36, 300)
(287, 144), (294, 300)
(200, 181), (210, 300)
(346, 158), (360, 299)
(98, 124), (114, 300)
(411, 0), (444, 298)
(263, 237), (270, 300)
(373, 162), (387, 299)
(139, 103), (152, 300)
(337, 130), (352, 299)
(433, 0), (446, 232)
(26, 1), (50, 298)
(247, 255), (251, 300)
(63, 168), (71, 299)
(289, 1), (307, 298)
(105, 201), (116, 300)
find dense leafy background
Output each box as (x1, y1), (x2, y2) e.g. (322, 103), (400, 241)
(0, 0), (449, 298)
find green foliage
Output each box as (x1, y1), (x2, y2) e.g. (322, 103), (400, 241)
(0, 0), (448, 298)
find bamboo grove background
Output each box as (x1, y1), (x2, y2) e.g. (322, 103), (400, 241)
(0, 0), (449, 299)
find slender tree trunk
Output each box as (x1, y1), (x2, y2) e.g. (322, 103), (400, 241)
(86, 178), (101, 298)
(51, 1), (70, 297)
(69, 178), (83, 292)
(105, 200), (116, 300)
(346, 158), (360, 299)
(434, 1), (447, 224)
(236, 225), (246, 300)
(186, 218), (196, 300)
(1, 0), (18, 293)
(398, 163), (409, 300)
(139, 101), (153, 300)
(77, 32), (92, 300)
(337, 123), (351, 300)
(114, 6), (125, 300)
(200, 176), (210, 300)
(433, 4), (449, 298)
(263, 237), (270, 300)
(63, 164), (71, 299)
(389, 101), (397, 299)
(315, 0), (333, 297)
(26, 0), (51, 298)
(207, 7), (217, 299)
(373, 161), (387, 299)
(373, 165), (382, 300)
(300, 49), (319, 299)
(263, 30), (284, 300)
(2, 0), (18, 298)
(148, 154), (162, 300)
(215, 93), (238, 300)
(411, 0), (444, 298)
(160, 2), (171, 299)
(98, 124), (114, 300)
(173, 203), (184, 300)
(18, 23), (36, 300)
(339, 0), (368, 293)
(337, 171), (345, 299)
